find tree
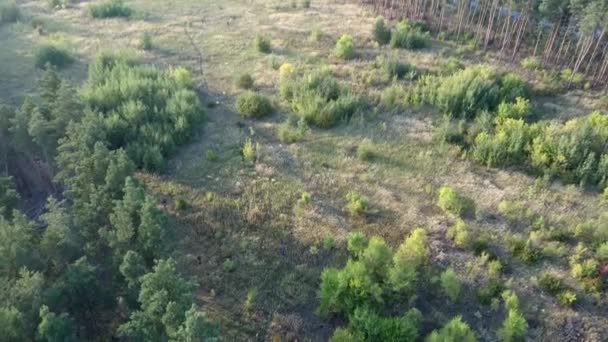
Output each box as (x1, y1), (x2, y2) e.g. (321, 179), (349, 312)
(347, 232), (368, 259)
(350, 306), (421, 341)
(360, 236), (393, 280)
(174, 305), (220, 342)
(498, 309), (528, 342)
(37, 305), (76, 342)
(426, 316), (477, 342)
(40, 198), (79, 273)
(0, 176), (18, 219)
(118, 258), (197, 341)
(0, 306), (24, 341)
(0, 213), (39, 277)
(2, 269), (45, 337)
(120, 250), (146, 289)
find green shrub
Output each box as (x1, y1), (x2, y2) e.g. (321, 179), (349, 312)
(309, 27), (324, 43)
(335, 34), (355, 60)
(376, 55), (413, 80)
(175, 198), (188, 211)
(437, 186), (474, 217)
(556, 290), (577, 307)
(356, 140), (375, 161)
(426, 316), (476, 342)
(205, 150), (217, 161)
(560, 68), (585, 87)
(347, 232), (368, 258)
(331, 328), (363, 342)
(89, 0), (132, 18)
(323, 234), (336, 250)
(477, 279), (504, 305)
(301, 0), (311, 8)
(389, 228), (428, 293)
(236, 92), (272, 118)
(496, 97), (531, 120)
(345, 192), (369, 216)
(372, 17), (391, 45)
(0, 1), (19, 24)
(538, 273), (564, 296)
(223, 258), (236, 272)
(390, 20), (430, 49)
(520, 57), (541, 71)
(35, 45), (74, 69)
(507, 235), (540, 264)
(276, 117), (308, 143)
(498, 309), (527, 342)
(139, 32), (152, 50)
(440, 268), (461, 302)
(236, 73), (254, 89)
(350, 307), (421, 341)
(48, 0), (69, 10)
(447, 219), (469, 247)
(380, 82), (408, 112)
(443, 57), (463, 75)
(255, 35), (272, 53)
(501, 290), (520, 311)
(242, 138), (257, 162)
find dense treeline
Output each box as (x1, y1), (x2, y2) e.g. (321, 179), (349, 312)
(0, 56), (216, 340)
(364, 0), (608, 87)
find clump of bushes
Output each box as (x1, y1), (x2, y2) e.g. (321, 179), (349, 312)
(255, 35), (272, 53)
(437, 186), (474, 217)
(372, 16), (391, 45)
(335, 34), (355, 60)
(520, 56), (541, 71)
(447, 219), (469, 247)
(235, 73), (254, 89)
(427, 316), (476, 342)
(236, 92), (272, 118)
(376, 55), (413, 81)
(81, 54), (205, 170)
(0, 1), (19, 24)
(89, 0), (132, 18)
(280, 69), (362, 128)
(276, 117), (308, 143)
(440, 268), (461, 302)
(319, 231), (429, 340)
(390, 20), (430, 50)
(34, 45), (74, 69)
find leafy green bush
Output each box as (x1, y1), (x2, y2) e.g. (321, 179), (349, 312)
(376, 55), (413, 80)
(507, 235), (540, 264)
(345, 192), (369, 216)
(380, 81), (408, 112)
(556, 290), (577, 307)
(236, 92), (272, 118)
(350, 307), (421, 341)
(437, 186), (474, 217)
(35, 45), (74, 69)
(472, 118), (533, 167)
(276, 117), (308, 143)
(390, 20), (430, 49)
(389, 228), (428, 293)
(255, 35), (272, 53)
(447, 219), (469, 247)
(242, 138), (257, 162)
(335, 34), (355, 60)
(426, 316), (476, 342)
(89, 0), (132, 18)
(81, 54), (205, 170)
(538, 273), (563, 295)
(372, 17), (391, 45)
(0, 1), (19, 24)
(347, 232), (368, 259)
(440, 268), (461, 302)
(498, 309), (527, 342)
(236, 73), (254, 89)
(520, 57), (541, 71)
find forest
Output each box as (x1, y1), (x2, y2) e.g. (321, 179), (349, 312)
(1, 0), (608, 341)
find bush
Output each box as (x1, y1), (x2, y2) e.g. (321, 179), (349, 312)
(276, 117), (308, 143)
(347, 232), (368, 258)
(345, 192), (369, 216)
(236, 73), (254, 89)
(390, 20), (430, 49)
(372, 17), (391, 45)
(0, 1), (19, 24)
(389, 228), (428, 293)
(426, 316), (476, 342)
(447, 219), (469, 247)
(437, 186), (474, 217)
(556, 290), (577, 307)
(48, 0), (69, 10)
(139, 32), (152, 50)
(350, 307), (421, 341)
(335, 34), (355, 60)
(35, 45), (74, 69)
(380, 82), (408, 112)
(301, 0), (311, 8)
(255, 35), (271, 53)
(498, 309), (527, 342)
(356, 140), (375, 161)
(242, 138), (257, 162)
(236, 92), (272, 118)
(89, 0), (132, 18)
(376, 55), (413, 80)
(520, 57), (541, 71)
(440, 268), (461, 302)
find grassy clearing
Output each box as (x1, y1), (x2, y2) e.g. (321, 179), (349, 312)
(2, 0), (608, 340)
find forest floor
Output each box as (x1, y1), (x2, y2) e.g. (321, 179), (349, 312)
(3, 0), (608, 340)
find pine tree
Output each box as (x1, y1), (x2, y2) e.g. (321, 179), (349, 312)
(37, 305), (76, 342)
